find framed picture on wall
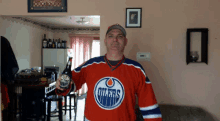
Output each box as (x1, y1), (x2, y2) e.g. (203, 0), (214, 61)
(28, 0), (67, 13)
(126, 8), (142, 28)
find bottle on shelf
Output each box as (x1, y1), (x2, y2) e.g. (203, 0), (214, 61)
(62, 40), (67, 48)
(42, 34), (47, 48)
(52, 39), (55, 48)
(59, 40), (61, 48)
(47, 39), (50, 48)
(57, 38), (61, 48)
(47, 39), (49, 48)
(62, 40), (64, 48)
(64, 40), (67, 48)
(55, 57), (74, 95)
(48, 39), (52, 48)
(55, 39), (58, 48)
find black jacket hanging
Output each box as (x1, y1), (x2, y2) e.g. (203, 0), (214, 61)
(1, 36), (19, 84)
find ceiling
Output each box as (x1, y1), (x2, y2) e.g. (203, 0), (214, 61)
(16, 15), (100, 28)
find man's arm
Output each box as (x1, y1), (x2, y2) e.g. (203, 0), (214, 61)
(136, 69), (162, 121)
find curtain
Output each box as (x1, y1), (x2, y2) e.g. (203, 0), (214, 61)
(69, 35), (100, 96)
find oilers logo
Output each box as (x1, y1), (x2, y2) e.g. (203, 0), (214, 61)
(94, 77), (125, 110)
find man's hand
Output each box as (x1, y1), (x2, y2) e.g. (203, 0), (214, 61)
(55, 75), (74, 91)
(55, 76), (64, 91)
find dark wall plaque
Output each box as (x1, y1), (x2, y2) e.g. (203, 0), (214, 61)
(28, 0), (67, 13)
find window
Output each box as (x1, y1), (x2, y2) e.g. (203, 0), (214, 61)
(69, 36), (100, 96)
(92, 40), (100, 58)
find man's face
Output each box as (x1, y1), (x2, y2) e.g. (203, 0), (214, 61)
(104, 29), (127, 53)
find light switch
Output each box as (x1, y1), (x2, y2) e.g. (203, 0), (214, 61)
(137, 52), (151, 61)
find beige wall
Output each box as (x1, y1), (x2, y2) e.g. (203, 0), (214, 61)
(0, 17), (54, 71)
(1, 0), (220, 120)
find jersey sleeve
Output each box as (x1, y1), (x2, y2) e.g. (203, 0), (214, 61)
(135, 67), (162, 121)
(71, 61), (88, 91)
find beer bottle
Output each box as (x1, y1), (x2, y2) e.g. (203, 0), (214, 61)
(61, 57), (72, 88)
(55, 57), (74, 95)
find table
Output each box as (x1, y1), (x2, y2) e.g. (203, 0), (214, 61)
(11, 78), (54, 121)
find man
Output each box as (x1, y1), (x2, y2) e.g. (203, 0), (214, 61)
(56, 24), (162, 121)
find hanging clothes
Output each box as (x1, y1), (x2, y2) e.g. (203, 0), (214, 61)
(1, 36), (19, 112)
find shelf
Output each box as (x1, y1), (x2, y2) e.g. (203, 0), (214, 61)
(42, 48), (69, 49)
(186, 28), (208, 65)
(189, 61), (205, 63)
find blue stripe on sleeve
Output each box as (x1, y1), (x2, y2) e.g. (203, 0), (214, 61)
(140, 106), (161, 116)
(145, 76), (151, 83)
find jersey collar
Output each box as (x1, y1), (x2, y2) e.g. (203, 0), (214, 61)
(104, 54), (126, 71)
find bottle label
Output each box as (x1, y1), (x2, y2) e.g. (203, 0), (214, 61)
(43, 42), (47, 48)
(60, 74), (71, 89)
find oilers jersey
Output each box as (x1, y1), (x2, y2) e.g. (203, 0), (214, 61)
(56, 54), (162, 121)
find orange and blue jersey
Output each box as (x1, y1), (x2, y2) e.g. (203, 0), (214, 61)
(56, 54), (162, 121)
